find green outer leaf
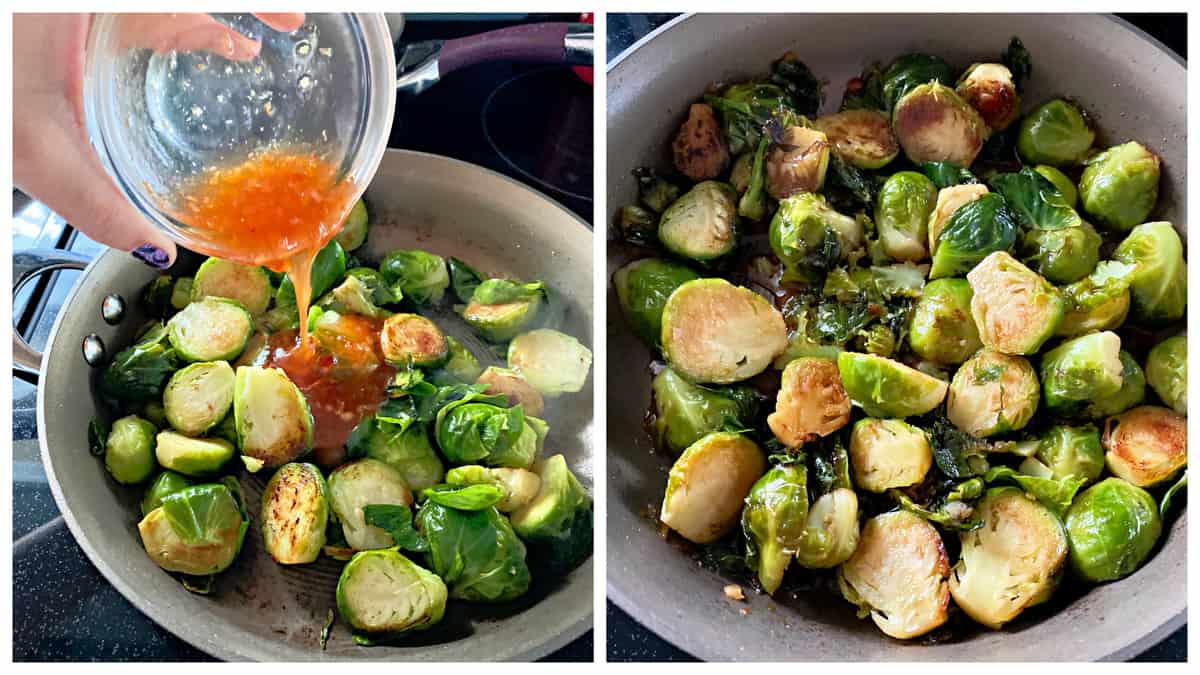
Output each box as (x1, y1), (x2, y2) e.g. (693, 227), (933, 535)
(471, 279), (546, 305)
(929, 193), (1019, 279)
(984, 466), (1086, 518)
(921, 161), (977, 189)
(1160, 470), (1187, 518)
(159, 483), (246, 546)
(362, 503), (429, 552)
(434, 398), (526, 465)
(447, 257), (484, 304)
(987, 167), (1081, 231)
(881, 53), (955, 111)
(416, 502), (531, 602)
(422, 484), (505, 510)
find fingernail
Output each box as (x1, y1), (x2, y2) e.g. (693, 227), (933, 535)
(132, 244), (171, 270)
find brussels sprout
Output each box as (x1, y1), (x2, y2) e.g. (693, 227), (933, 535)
(336, 549), (446, 634)
(671, 103), (731, 181)
(730, 151), (754, 193)
(661, 432), (766, 544)
(1102, 406), (1187, 488)
(346, 417), (444, 494)
(170, 277), (193, 310)
(510, 454), (593, 576)
(461, 280), (545, 343)
(651, 366), (759, 456)
(316, 274), (389, 320)
(658, 181), (738, 262)
(428, 336), (482, 386)
(927, 416), (992, 478)
(162, 361), (234, 437)
(767, 357), (851, 447)
(167, 297), (253, 363)
(261, 463), (329, 565)
(795, 488), (860, 569)
(328, 459), (413, 551)
(447, 465), (541, 512)
(154, 431), (234, 477)
(742, 462), (808, 595)
(875, 171), (936, 262)
(955, 63), (1020, 132)
(927, 183), (988, 255)
(104, 415), (158, 484)
(892, 82), (987, 167)
(99, 324), (180, 403)
(477, 367), (544, 417)
(141, 470), (194, 516)
(347, 267), (400, 307)
(1146, 336), (1186, 414)
(1040, 331), (1124, 415)
(849, 418), (932, 493)
(949, 487), (1068, 629)
(507, 329), (593, 397)
(190, 258), (271, 317)
(1065, 477), (1162, 582)
(380, 250), (450, 305)
(661, 278), (788, 384)
(233, 366), (314, 470)
(1022, 222), (1102, 285)
(1113, 221), (1187, 325)
(1079, 141), (1161, 231)
(770, 193), (864, 282)
(737, 137), (769, 221)
(1056, 260), (1136, 337)
(1085, 350), (1145, 418)
(634, 167), (683, 214)
(813, 109), (899, 169)
(1034, 424), (1105, 484)
(929, 194), (1019, 280)
(837, 352), (948, 418)
(418, 502), (532, 602)
(380, 313), (448, 368)
(921, 161), (977, 190)
(1016, 99), (1095, 166)
(765, 126), (831, 199)
(947, 350), (1039, 437)
(881, 53), (955, 111)
(838, 510), (950, 640)
(613, 258), (701, 349)
(705, 82), (796, 156)
(335, 198), (370, 252)
(907, 278), (982, 365)
(967, 251), (1064, 355)
(1034, 165), (1078, 207)
(434, 392), (529, 468)
(275, 239), (347, 309)
(137, 483), (248, 575)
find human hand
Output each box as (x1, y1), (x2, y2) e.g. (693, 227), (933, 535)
(12, 13), (304, 268)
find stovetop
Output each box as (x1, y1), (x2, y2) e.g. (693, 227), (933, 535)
(11, 13), (591, 662)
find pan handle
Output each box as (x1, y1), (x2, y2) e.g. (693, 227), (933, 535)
(12, 249), (92, 382)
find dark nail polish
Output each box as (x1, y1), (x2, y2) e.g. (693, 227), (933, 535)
(132, 244), (171, 270)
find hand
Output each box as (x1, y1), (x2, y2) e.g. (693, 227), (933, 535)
(12, 13), (304, 268)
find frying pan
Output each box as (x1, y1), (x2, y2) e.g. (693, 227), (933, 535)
(15, 149), (593, 661)
(607, 13), (1186, 661)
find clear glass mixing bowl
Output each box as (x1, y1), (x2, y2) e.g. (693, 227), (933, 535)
(82, 13), (396, 256)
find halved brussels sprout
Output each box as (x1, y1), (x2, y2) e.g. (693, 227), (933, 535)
(1056, 260), (1136, 338)
(510, 454), (592, 576)
(770, 193), (864, 282)
(336, 549), (447, 634)
(447, 465), (542, 512)
(908, 278), (981, 365)
(461, 280), (545, 344)
(167, 297), (253, 363)
(1034, 424), (1105, 484)
(380, 250), (450, 305)
(947, 350), (1040, 437)
(795, 488), (860, 569)
(162, 361), (234, 437)
(955, 63), (1019, 132)
(261, 463), (329, 565)
(190, 258), (272, 316)
(316, 274), (389, 320)
(1113, 221), (1187, 326)
(849, 418), (932, 493)
(892, 82), (987, 167)
(742, 462), (807, 595)
(334, 198), (370, 252)
(814, 109), (899, 169)
(1146, 336), (1186, 415)
(949, 487), (1068, 629)
(346, 417), (444, 494)
(767, 357), (851, 447)
(967, 251), (1064, 355)
(613, 258), (700, 348)
(507, 329), (593, 397)
(1034, 165), (1078, 208)
(876, 171), (936, 262)
(1085, 350), (1145, 418)
(1102, 406), (1187, 488)
(839, 510), (950, 640)
(1066, 478), (1162, 582)
(233, 366), (314, 470)
(881, 53), (955, 111)
(140, 470), (194, 516)
(477, 367), (544, 417)
(651, 366), (758, 456)
(672, 103), (730, 181)
(380, 313), (449, 368)
(661, 432), (766, 544)
(1040, 331), (1123, 415)
(661, 278), (787, 384)
(927, 183), (988, 255)
(105, 415), (158, 484)
(766, 126), (831, 199)
(1016, 99), (1095, 166)
(170, 277), (193, 310)
(837, 352), (948, 418)
(929, 194), (1019, 280)
(658, 181), (739, 262)
(429, 336), (482, 386)
(1079, 141), (1161, 231)
(418, 502), (531, 602)
(137, 483), (247, 575)
(328, 458), (413, 551)
(154, 430), (234, 477)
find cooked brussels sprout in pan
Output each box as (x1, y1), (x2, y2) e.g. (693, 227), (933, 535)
(770, 193), (863, 282)
(907, 278), (981, 365)
(418, 502), (531, 602)
(672, 103), (731, 181)
(261, 463), (328, 565)
(1040, 331), (1124, 415)
(1145, 336), (1187, 415)
(1017, 99), (1094, 166)
(155, 431), (234, 477)
(447, 465), (541, 513)
(191, 258), (272, 316)
(743, 462), (807, 595)
(967, 251), (1063, 355)
(947, 349), (1040, 437)
(1102, 406), (1187, 488)
(105, 415), (158, 484)
(507, 329), (593, 397)
(766, 125), (831, 199)
(317, 274), (390, 320)
(956, 62), (1020, 132)
(380, 250), (450, 305)
(794, 488), (860, 569)
(477, 366), (545, 417)
(892, 82), (987, 167)
(1056, 260), (1136, 338)
(1032, 424), (1105, 484)
(1066, 478), (1162, 583)
(837, 352), (948, 418)
(346, 416), (444, 494)
(813, 109), (898, 169)
(658, 181), (739, 262)
(613, 258), (700, 349)
(334, 198), (370, 252)
(651, 366), (759, 456)
(138, 482), (248, 576)
(1079, 141), (1161, 231)
(849, 418), (932, 493)
(876, 171), (936, 262)
(233, 366), (313, 470)
(162, 361), (234, 437)
(380, 313), (449, 368)
(461, 279), (545, 343)
(1084, 350), (1145, 419)
(661, 432), (766, 544)
(329, 459), (413, 551)
(510, 454), (593, 577)
(337, 548), (446, 634)
(767, 357), (851, 447)
(167, 297), (253, 363)
(881, 53), (955, 111)
(1113, 221), (1187, 326)
(929, 193), (1019, 279)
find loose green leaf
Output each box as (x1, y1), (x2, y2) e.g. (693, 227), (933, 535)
(88, 417), (110, 457)
(362, 504), (429, 553)
(984, 466), (1086, 518)
(422, 484), (505, 511)
(319, 609), (334, 650)
(470, 279), (545, 305)
(1160, 470), (1187, 518)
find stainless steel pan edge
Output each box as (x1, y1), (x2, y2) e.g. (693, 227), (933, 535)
(37, 149), (593, 661)
(607, 13), (1185, 661)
